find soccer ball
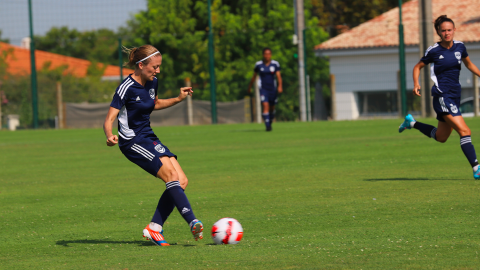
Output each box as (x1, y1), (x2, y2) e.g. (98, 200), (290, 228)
(211, 218), (243, 245)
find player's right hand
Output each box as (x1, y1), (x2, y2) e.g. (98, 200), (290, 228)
(413, 84), (421, 97)
(106, 135), (118, 146)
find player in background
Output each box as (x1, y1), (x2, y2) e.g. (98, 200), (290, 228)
(103, 45), (203, 246)
(399, 15), (480, 180)
(247, 48), (283, 131)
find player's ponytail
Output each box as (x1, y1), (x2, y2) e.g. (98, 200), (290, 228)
(434, 15), (455, 39)
(123, 45), (161, 68)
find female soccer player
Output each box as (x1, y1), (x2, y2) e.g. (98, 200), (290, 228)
(103, 45), (203, 246)
(247, 47), (283, 131)
(399, 15), (480, 180)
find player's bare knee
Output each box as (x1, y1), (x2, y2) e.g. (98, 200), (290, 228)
(458, 127), (471, 137)
(159, 169), (179, 183)
(179, 176), (188, 189)
(437, 137), (448, 143)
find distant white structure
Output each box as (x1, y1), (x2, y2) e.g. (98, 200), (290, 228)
(21, 37), (31, 49)
(7, 114), (19, 131)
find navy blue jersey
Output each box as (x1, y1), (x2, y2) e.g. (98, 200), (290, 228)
(110, 75), (158, 147)
(254, 60), (281, 92)
(421, 41), (468, 98)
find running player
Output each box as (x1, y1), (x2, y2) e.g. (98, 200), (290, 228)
(103, 45), (203, 246)
(247, 47), (283, 131)
(399, 15), (480, 180)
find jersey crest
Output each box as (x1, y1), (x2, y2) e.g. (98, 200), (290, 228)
(149, 88), (155, 99)
(455, 52), (461, 64)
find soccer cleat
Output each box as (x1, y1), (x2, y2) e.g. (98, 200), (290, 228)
(190, 219), (204, 241)
(143, 225), (169, 246)
(399, 114), (416, 133)
(474, 167), (480, 180)
(266, 125), (272, 132)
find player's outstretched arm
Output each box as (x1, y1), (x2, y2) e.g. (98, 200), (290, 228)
(412, 61), (426, 97)
(463, 56), (480, 78)
(247, 73), (257, 95)
(154, 87), (193, 110)
(104, 106), (120, 146)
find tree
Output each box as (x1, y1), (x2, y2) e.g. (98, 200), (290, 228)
(0, 30), (9, 43)
(126, 0), (329, 121)
(35, 27), (120, 65)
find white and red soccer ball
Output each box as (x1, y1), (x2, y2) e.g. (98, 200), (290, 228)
(211, 218), (243, 245)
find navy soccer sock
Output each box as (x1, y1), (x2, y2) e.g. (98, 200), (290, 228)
(269, 111), (275, 124)
(460, 136), (479, 170)
(151, 189), (175, 226)
(165, 181), (197, 225)
(413, 121), (437, 140)
(262, 113), (270, 128)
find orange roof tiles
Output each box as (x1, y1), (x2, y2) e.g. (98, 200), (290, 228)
(315, 0), (480, 51)
(0, 42), (134, 77)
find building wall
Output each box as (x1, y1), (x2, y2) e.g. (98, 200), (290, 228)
(320, 43), (480, 120)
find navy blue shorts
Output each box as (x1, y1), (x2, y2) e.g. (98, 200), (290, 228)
(260, 90), (278, 106)
(120, 134), (176, 177)
(432, 96), (462, 122)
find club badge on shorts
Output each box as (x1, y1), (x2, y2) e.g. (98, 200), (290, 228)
(450, 103), (458, 114)
(149, 88), (155, 99)
(153, 141), (165, 153)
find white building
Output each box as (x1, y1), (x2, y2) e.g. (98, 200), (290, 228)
(315, 0), (480, 120)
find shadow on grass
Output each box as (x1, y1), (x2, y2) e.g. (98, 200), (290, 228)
(56, 239), (178, 247)
(364, 177), (464, 181)
(230, 129), (264, 133)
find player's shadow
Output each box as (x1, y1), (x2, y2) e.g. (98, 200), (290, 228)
(56, 239), (166, 247)
(364, 177), (462, 181)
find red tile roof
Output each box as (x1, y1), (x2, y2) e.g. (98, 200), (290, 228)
(315, 0), (480, 51)
(0, 42), (134, 77)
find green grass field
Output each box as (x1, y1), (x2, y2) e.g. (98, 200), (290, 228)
(1, 119), (480, 269)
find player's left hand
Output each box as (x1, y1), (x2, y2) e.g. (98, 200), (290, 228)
(178, 87), (193, 101)
(277, 86), (283, 94)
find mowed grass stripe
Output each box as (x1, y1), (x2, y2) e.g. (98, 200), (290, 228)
(0, 119), (479, 269)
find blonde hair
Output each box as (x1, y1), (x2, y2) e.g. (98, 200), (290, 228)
(123, 44), (161, 68)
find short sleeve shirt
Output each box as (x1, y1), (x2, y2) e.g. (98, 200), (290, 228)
(110, 75), (158, 147)
(254, 60), (281, 92)
(420, 41), (468, 98)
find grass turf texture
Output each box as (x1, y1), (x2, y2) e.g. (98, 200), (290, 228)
(1, 119), (480, 269)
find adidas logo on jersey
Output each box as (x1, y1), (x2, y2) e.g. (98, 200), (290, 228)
(181, 207), (191, 214)
(439, 55), (444, 59)
(136, 96), (141, 101)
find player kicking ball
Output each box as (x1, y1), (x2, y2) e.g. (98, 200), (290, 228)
(103, 45), (203, 246)
(399, 15), (480, 180)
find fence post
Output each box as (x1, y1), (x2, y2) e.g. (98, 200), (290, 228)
(474, 73), (479, 117)
(397, 71), (402, 118)
(330, 74), (336, 120)
(244, 96), (251, 123)
(56, 82), (64, 129)
(185, 78), (193, 125)
(254, 76), (262, 123)
(306, 74), (311, 121)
